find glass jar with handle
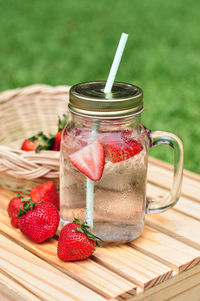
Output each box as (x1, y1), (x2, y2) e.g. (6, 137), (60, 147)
(60, 81), (183, 245)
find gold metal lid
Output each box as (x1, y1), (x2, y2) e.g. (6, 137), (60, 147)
(68, 81), (143, 118)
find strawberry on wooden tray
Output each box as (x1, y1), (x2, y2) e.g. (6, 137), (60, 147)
(30, 181), (59, 209)
(58, 219), (102, 261)
(7, 196), (25, 228)
(7, 181), (60, 229)
(18, 201), (59, 243)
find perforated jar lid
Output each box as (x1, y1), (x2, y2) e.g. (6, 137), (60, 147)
(68, 81), (143, 118)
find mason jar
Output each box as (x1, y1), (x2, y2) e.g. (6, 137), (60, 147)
(60, 81), (183, 245)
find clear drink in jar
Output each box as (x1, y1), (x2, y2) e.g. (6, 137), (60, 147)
(60, 126), (148, 245)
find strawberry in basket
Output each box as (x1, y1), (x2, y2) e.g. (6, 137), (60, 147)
(52, 114), (69, 151)
(21, 132), (55, 152)
(21, 114), (68, 152)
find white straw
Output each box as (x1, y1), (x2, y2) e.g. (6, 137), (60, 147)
(86, 32), (129, 228)
(104, 33), (128, 93)
(86, 178), (94, 228)
(86, 122), (99, 228)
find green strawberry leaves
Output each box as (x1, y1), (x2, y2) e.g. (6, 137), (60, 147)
(28, 136), (37, 142)
(27, 131), (55, 153)
(35, 132), (55, 153)
(17, 207), (26, 216)
(16, 197), (38, 217)
(73, 218), (103, 246)
(26, 113), (69, 153)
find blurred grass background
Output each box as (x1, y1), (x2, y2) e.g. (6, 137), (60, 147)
(0, 0), (199, 173)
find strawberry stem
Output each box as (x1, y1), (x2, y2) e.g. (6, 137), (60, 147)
(73, 218), (103, 246)
(28, 136), (37, 142)
(27, 131), (55, 153)
(17, 207), (26, 216)
(16, 199), (37, 217)
(21, 197), (32, 202)
(36, 132), (55, 152)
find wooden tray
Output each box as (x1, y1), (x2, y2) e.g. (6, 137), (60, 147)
(0, 157), (200, 301)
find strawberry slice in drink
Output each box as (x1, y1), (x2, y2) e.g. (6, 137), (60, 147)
(68, 140), (105, 181)
(101, 131), (143, 163)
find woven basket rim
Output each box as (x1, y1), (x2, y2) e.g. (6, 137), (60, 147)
(0, 84), (70, 104)
(0, 84), (69, 185)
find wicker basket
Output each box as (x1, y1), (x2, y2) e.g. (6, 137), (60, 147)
(0, 84), (70, 193)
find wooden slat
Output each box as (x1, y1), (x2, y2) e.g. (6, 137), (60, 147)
(129, 226), (200, 273)
(173, 198), (200, 221)
(129, 264), (200, 301)
(148, 160), (200, 202)
(0, 210), (136, 300)
(147, 183), (200, 221)
(0, 234), (106, 301)
(93, 245), (172, 290)
(145, 210), (200, 250)
(167, 284), (200, 301)
(149, 157), (200, 183)
(0, 271), (40, 301)
(0, 188), (173, 294)
(0, 187), (16, 211)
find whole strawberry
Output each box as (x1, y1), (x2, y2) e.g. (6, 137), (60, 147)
(8, 196), (21, 227)
(52, 131), (63, 151)
(7, 196), (30, 228)
(21, 132), (55, 152)
(57, 219), (102, 261)
(18, 201), (59, 243)
(30, 181), (59, 209)
(21, 139), (37, 151)
(53, 114), (69, 151)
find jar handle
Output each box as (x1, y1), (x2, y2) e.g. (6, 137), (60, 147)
(146, 130), (184, 213)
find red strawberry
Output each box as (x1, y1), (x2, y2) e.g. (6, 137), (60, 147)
(7, 196), (27, 228)
(52, 130), (63, 151)
(11, 215), (20, 228)
(18, 201), (59, 243)
(30, 181), (59, 209)
(8, 197), (22, 218)
(21, 132), (55, 152)
(57, 219), (101, 261)
(21, 139), (37, 151)
(68, 140), (105, 181)
(102, 132), (143, 163)
(53, 114), (69, 151)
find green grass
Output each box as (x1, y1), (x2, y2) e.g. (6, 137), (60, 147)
(0, 0), (200, 173)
